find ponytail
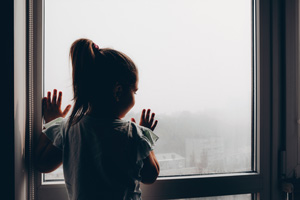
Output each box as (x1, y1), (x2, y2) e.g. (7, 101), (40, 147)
(68, 38), (95, 128)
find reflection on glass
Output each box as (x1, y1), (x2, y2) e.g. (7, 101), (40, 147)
(44, 0), (253, 181)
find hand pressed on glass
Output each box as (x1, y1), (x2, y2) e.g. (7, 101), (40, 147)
(42, 89), (71, 123)
(131, 109), (158, 131)
(35, 89), (70, 173)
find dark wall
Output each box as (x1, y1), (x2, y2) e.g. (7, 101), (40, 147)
(0, 0), (15, 199)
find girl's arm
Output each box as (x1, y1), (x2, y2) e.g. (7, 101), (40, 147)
(35, 89), (71, 173)
(131, 109), (160, 184)
(35, 133), (62, 173)
(140, 151), (160, 184)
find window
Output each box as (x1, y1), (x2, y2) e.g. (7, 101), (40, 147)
(29, 0), (276, 199)
(44, 0), (253, 180)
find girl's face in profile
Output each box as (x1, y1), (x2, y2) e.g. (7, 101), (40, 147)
(118, 75), (139, 119)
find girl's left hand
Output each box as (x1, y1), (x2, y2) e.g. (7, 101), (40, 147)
(42, 89), (71, 123)
(131, 109), (158, 131)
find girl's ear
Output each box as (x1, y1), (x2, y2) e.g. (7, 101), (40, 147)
(113, 82), (123, 102)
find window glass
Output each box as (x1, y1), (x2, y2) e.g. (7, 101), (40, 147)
(44, 0), (253, 181)
(172, 194), (252, 200)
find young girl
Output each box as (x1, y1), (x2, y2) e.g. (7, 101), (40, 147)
(35, 38), (160, 200)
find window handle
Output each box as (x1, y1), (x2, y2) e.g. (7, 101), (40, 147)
(282, 182), (294, 200)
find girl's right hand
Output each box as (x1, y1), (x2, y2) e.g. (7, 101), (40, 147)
(131, 109), (158, 131)
(42, 89), (71, 123)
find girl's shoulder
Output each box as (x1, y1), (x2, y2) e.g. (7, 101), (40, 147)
(80, 116), (159, 144)
(111, 119), (159, 146)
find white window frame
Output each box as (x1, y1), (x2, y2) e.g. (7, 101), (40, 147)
(26, 0), (282, 199)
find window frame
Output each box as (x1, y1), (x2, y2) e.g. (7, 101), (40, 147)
(28, 0), (278, 199)
(285, 0), (300, 180)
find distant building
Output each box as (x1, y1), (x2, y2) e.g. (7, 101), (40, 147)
(156, 153), (185, 170)
(185, 137), (251, 173)
(185, 137), (225, 173)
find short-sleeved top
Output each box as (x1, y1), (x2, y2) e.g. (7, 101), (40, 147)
(42, 115), (159, 200)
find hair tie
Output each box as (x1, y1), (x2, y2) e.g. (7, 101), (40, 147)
(92, 43), (100, 50)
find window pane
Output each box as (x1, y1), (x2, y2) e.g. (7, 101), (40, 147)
(44, 166), (64, 182)
(172, 194), (252, 200)
(44, 0), (253, 181)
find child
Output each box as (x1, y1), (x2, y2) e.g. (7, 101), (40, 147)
(35, 38), (160, 200)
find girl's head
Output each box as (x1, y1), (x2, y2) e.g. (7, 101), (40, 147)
(69, 38), (138, 126)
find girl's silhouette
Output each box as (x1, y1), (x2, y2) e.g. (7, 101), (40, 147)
(35, 38), (160, 200)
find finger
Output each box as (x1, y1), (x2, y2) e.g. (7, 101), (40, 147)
(62, 104), (72, 117)
(151, 120), (158, 131)
(52, 89), (57, 104)
(57, 91), (62, 107)
(131, 118), (136, 123)
(47, 91), (51, 105)
(145, 109), (151, 122)
(140, 109), (146, 122)
(149, 113), (155, 125)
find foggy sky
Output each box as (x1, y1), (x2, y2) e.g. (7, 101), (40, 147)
(44, 0), (252, 119)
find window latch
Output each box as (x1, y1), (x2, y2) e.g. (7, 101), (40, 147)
(282, 182), (294, 200)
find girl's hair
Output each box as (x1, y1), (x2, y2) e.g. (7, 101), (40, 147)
(68, 38), (138, 128)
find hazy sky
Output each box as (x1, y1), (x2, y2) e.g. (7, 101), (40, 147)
(44, 0), (253, 177)
(45, 0), (252, 118)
